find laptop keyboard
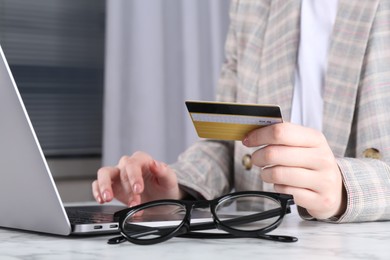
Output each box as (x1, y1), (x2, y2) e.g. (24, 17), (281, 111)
(66, 205), (126, 224)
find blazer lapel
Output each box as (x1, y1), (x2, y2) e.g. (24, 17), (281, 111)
(256, 0), (301, 121)
(323, 0), (379, 156)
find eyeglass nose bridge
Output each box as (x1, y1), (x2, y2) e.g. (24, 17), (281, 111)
(191, 200), (212, 209)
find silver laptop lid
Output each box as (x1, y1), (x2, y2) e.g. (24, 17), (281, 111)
(0, 44), (71, 235)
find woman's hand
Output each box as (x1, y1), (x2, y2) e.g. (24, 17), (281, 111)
(243, 122), (347, 220)
(92, 152), (184, 207)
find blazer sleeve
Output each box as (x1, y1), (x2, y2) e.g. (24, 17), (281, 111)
(336, 158), (390, 222)
(299, 158), (390, 223)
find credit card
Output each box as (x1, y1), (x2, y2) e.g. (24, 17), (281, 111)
(186, 101), (283, 141)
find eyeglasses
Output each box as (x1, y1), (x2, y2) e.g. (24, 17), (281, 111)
(108, 191), (297, 245)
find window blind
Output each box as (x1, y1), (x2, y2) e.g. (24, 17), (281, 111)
(0, 0), (105, 157)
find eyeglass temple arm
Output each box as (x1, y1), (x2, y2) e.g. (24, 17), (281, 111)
(121, 223), (178, 239)
(189, 207), (285, 231)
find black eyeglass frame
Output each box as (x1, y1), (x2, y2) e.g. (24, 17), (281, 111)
(111, 191), (296, 245)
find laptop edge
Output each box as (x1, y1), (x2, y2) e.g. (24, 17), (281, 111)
(0, 44), (122, 236)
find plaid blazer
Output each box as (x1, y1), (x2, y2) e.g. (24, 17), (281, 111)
(171, 0), (390, 223)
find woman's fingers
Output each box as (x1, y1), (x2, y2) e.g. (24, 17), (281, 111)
(274, 183), (344, 220)
(261, 166), (323, 191)
(93, 151), (181, 206)
(96, 166), (121, 202)
(252, 145), (334, 172)
(243, 122), (325, 148)
(91, 180), (103, 204)
(149, 160), (177, 189)
(244, 122), (345, 219)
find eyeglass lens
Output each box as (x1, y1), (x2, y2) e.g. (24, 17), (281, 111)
(215, 194), (281, 231)
(122, 203), (187, 241)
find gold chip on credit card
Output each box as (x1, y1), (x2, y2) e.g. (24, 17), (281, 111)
(186, 101), (283, 141)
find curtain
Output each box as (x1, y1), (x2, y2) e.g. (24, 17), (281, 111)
(103, 0), (230, 165)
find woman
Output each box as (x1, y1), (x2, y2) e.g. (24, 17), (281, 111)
(92, 0), (390, 222)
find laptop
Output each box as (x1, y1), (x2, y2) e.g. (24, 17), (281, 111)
(0, 44), (126, 236)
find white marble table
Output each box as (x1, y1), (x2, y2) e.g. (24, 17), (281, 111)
(0, 207), (389, 260)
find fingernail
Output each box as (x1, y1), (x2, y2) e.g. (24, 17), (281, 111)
(243, 137), (249, 146)
(97, 196), (102, 204)
(133, 183), (141, 194)
(103, 191), (111, 202)
(154, 160), (160, 168)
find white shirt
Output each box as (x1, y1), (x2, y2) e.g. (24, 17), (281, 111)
(291, 0), (339, 131)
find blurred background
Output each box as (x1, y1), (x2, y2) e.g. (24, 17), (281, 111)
(0, 0), (230, 202)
